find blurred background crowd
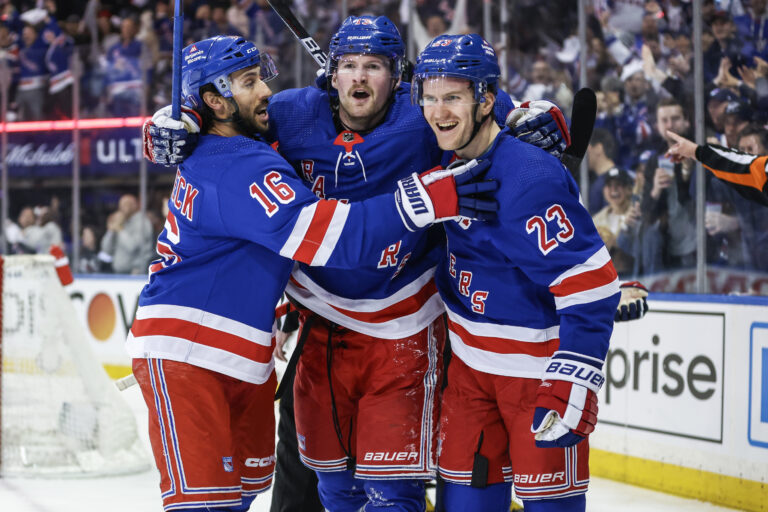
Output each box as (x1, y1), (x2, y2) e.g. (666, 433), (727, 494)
(2, 0), (768, 294)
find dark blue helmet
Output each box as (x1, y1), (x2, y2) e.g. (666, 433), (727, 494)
(412, 34), (500, 105)
(181, 36), (278, 112)
(327, 15), (405, 77)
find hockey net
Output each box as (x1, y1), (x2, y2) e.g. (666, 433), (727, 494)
(0, 254), (150, 477)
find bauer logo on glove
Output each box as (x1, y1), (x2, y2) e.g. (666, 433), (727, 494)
(531, 352), (603, 448)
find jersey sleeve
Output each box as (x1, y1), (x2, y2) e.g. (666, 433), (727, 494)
(492, 156), (620, 366)
(217, 151), (410, 268)
(494, 88), (515, 126)
(696, 143), (768, 206)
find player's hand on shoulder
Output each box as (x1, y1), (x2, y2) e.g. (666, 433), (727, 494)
(394, 159), (498, 231)
(143, 105), (202, 166)
(531, 352), (602, 448)
(506, 100), (571, 158)
(615, 280), (649, 322)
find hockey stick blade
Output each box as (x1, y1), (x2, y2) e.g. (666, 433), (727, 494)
(561, 88), (597, 175)
(266, 0), (328, 69)
(115, 373), (138, 391)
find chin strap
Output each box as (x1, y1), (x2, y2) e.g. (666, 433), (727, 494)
(455, 103), (493, 152)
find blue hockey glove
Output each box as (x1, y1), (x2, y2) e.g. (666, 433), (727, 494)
(395, 159), (497, 231)
(531, 353), (602, 448)
(506, 100), (571, 158)
(615, 281), (649, 322)
(142, 105), (201, 166)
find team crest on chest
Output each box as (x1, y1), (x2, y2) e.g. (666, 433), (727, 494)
(333, 130), (367, 183)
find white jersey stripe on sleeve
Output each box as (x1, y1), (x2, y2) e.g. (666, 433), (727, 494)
(279, 203), (316, 259)
(310, 202), (351, 266)
(553, 278), (620, 310)
(549, 246), (612, 287)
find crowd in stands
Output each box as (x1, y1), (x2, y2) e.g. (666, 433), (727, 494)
(2, 0), (768, 291)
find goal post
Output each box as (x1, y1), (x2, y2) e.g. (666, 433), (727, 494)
(0, 254), (150, 477)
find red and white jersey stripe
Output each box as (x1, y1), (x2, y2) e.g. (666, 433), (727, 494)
(279, 200), (350, 266)
(445, 307), (560, 378)
(285, 266), (445, 339)
(548, 247), (620, 311)
(126, 304), (275, 385)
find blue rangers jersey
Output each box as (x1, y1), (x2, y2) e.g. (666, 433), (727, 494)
(266, 83), (514, 338)
(126, 135), (417, 384)
(438, 132), (620, 378)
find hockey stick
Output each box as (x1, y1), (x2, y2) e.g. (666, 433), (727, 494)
(266, 0), (328, 69)
(171, 0), (184, 120)
(560, 87), (597, 175)
(115, 373), (137, 391)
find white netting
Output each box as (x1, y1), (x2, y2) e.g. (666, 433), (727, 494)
(1, 255), (150, 477)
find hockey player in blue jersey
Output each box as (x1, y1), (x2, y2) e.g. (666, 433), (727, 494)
(142, 18), (569, 512)
(128, 35), (498, 512)
(411, 35), (621, 512)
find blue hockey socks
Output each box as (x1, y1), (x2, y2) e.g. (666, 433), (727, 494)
(441, 481), (512, 512)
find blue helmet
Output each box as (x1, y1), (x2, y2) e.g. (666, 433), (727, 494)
(327, 15), (405, 77)
(412, 34), (500, 105)
(181, 36), (278, 112)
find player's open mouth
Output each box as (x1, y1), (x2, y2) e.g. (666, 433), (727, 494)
(352, 89), (371, 99)
(437, 121), (458, 131)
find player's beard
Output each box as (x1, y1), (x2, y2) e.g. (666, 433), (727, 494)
(234, 100), (270, 138)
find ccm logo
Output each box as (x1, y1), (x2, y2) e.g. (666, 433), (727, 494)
(244, 455), (276, 468)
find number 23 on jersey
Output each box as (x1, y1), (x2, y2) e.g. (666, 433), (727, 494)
(525, 204), (574, 255)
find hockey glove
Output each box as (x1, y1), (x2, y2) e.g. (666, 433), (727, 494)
(395, 159), (497, 231)
(531, 352), (603, 448)
(506, 100), (571, 158)
(615, 280), (649, 322)
(142, 105), (201, 166)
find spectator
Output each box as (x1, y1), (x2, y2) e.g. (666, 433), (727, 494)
(587, 127), (623, 214)
(208, 2), (242, 38)
(99, 194), (155, 274)
(4, 210), (25, 253)
(522, 58), (572, 107)
(640, 97), (696, 271)
(723, 98), (752, 147)
(17, 14), (49, 120)
(0, 20), (20, 120)
(45, 16), (75, 119)
(191, 1), (213, 41)
(17, 205), (63, 254)
(733, 0), (768, 55)
(77, 225), (111, 273)
(400, 0), (468, 51)
(704, 9), (760, 82)
(615, 59), (654, 170)
(706, 87), (739, 143)
(103, 16), (144, 117)
(11, 207), (37, 254)
(592, 168), (637, 276)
